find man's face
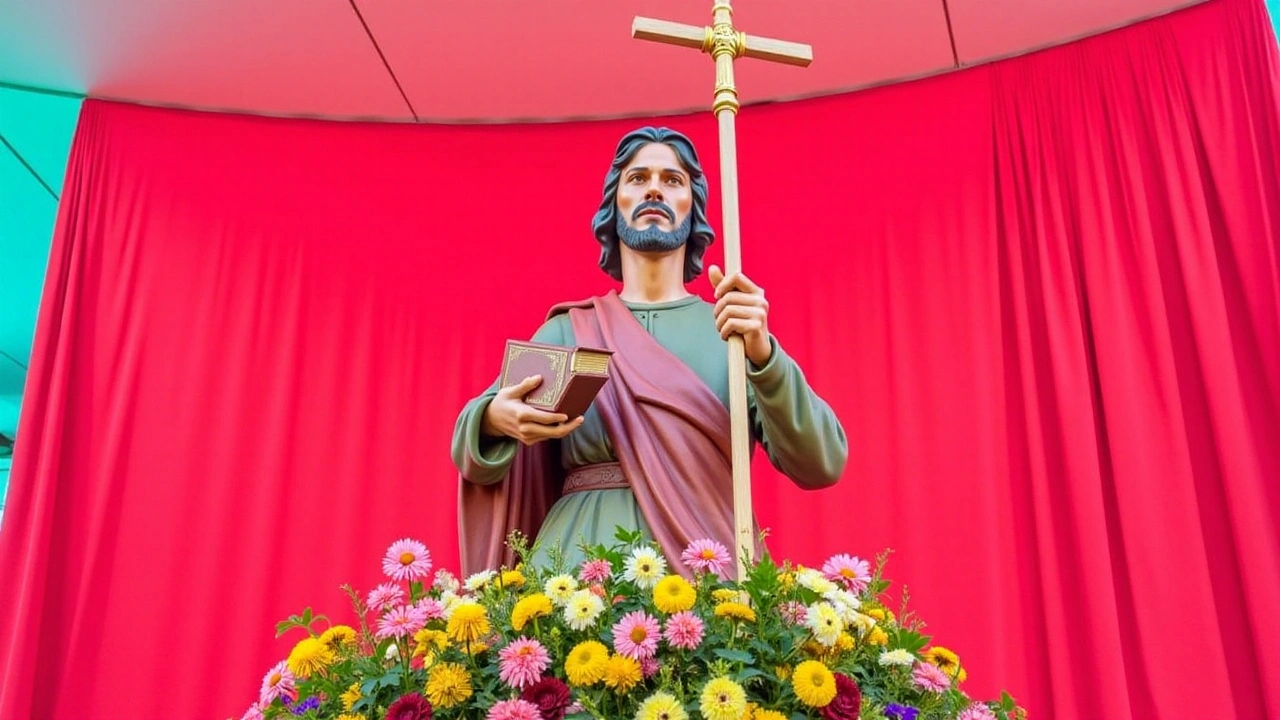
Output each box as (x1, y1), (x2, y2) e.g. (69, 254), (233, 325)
(614, 143), (694, 254)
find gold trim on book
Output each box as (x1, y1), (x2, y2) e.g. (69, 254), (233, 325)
(508, 346), (567, 405)
(571, 351), (610, 375)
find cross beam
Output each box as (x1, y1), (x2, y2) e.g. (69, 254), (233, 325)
(632, 1), (812, 579)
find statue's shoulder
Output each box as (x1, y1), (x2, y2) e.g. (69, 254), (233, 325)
(544, 293), (611, 321)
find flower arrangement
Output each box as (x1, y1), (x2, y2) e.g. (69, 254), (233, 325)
(235, 529), (1025, 720)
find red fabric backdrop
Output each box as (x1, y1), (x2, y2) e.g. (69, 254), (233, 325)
(2, 0), (1279, 718)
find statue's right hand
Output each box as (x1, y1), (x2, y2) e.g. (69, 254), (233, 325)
(481, 375), (586, 445)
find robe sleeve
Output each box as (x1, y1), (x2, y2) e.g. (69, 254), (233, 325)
(745, 334), (849, 489)
(451, 315), (571, 485)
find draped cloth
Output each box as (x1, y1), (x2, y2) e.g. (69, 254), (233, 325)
(458, 291), (742, 576)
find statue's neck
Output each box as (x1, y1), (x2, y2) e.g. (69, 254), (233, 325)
(618, 248), (691, 304)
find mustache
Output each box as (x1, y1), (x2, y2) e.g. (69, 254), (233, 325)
(632, 201), (675, 222)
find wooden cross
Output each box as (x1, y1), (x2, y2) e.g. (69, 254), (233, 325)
(632, 2), (812, 579)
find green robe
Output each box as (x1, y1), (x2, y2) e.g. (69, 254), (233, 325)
(452, 294), (847, 572)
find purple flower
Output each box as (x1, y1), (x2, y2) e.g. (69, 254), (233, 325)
(884, 704), (919, 720)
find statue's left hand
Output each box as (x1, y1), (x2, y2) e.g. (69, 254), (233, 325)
(709, 265), (773, 366)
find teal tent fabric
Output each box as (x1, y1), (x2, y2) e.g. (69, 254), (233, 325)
(0, 85), (82, 518)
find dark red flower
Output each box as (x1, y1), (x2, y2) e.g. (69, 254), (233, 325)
(820, 673), (861, 720)
(520, 677), (572, 720)
(386, 692), (433, 720)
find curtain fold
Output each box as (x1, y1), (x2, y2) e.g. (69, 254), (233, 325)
(1, 1), (1277, 718)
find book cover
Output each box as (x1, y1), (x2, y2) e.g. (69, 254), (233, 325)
(499, 340), (613, 419)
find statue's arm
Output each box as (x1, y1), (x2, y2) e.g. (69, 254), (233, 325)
(746, 335), (848, 489)
(451, 315), (569, 485)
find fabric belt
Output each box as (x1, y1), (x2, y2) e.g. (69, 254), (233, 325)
(563, 462), (629, 494)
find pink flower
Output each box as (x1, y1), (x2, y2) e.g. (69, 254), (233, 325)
(612, 610), (661, 659)
(780, 601), (808, 625)
(239, 704), (264, 720)
(415, 597), (445, 621)
(383, 538), (432, 581)
(367, 582), (406, 612)
(663, 611), (705, 650)
(488, 699), (543, 720)
(640, 657), (661, 678)
(822, 554), (871, 593)
(259, 660), (296, 705)
(957, 704), (998, 720)
(580, 559), (612, 583)
(499, 637), (551, 689)
(376, 604), (429, 639)
(912, 661), (951, 692)
(681, 539), (731, 575)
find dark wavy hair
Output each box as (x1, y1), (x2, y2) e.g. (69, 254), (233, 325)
(591, 127), (715, 283)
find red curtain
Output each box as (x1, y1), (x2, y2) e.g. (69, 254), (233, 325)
(2, 0), (1278, 717)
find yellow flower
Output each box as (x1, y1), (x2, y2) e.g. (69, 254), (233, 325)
(792, 660), (837, 707)
(603, 653), (643, 693)
(779, 572), (795, 589)
(544, 574), (578, 605)
(335, 714), (365, 720)
(924, 646), (967, 682)
(774, 665), (793, 680)
(447, 602), (490, 644)
(500, 568), (526, 589)
(637, 691), (688, 720)
(426, 662), (473, 708)
(868, 626), (889, 646)
(414, 628), (449, 660)
(835, 633), (856, 652)
(699, 677), (747, 720)
(319, 625), (358, 651)
(339, 682), (362, 711)
(807, 602), (843, 647)
(866, 608), (887, 622)
(511, 593), (554, 631)
(565, 640), (609, 687)
(712, 588), (746, 604)
(653, 575), (697, 614)
(754, 710), (787, 720)
(286, 637), (335, 679)
(714, 602), (757, 623)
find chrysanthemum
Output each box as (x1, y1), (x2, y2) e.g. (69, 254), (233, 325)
(806, 602), (844, 647)
(511, 593), (554, 632)
(499, 568), (527, 589)
(879, 649), (915, 667)
(499, 637), (551, 689)
(663, 611), (705, 650)
(795, 568), (839, 595)
(366, 582), (406, 612)
(623, 547), (667, 589)
(714, 602), (756, 623)
(544, 574), (579, 604)
(681, 538), (731, 575)
(488, 699), (543, 720)
(383, 538), (432, 581)
(563, 589), (606, 631)
(780, 601), (808, 625)
(446, 601), (491, 644)
(286, 637), (335, 679)
(699, 677), (747, 720)
(425, 662), (474, 708)
(957, 703), (998, 720)
(465, 569), (496, 592)
(413, 628), (449, 661)
(613, 610), (662, 659)
(821, 554), (870, 593)
(434, 568), (461, 592)
(868, 627), (889, 646)
(653, 575), (696, 614)
(339, 683), (361, 711)
(753, 711), (788, 720)
(564, 640), (609, 687)
(822, 589), (862, 624)
(923, 646), (967, 682)
(912, 661), (951, 692)
(636, 691), (688, 720)
(521, 677), (572, 720)
(603, 653), (643, 693)
(386, 692), (433, 720)
(640, 657), (660, 678)
(319, 625), (358, 652)
(711, 588), (749, 604)
(415, 597), (446, 622)
(239, 704), (264, 720)
(580, 558), (613, 583)
(376, 604), (429, 640)
(259, 660), (295, 705)
(791, 660), (837, 707)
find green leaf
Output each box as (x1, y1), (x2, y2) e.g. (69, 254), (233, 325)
(713, 648), (755, 664)
(1001, 691), (1016, 711)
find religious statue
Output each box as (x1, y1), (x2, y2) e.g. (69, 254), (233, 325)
(452, 126), (847, 577)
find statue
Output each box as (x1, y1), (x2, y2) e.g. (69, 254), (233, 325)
(452, 126), (847, 577)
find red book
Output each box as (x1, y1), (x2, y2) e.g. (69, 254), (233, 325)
(499, 340), (613, 419)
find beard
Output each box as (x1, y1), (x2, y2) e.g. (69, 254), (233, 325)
(616, 207), (692, 254)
